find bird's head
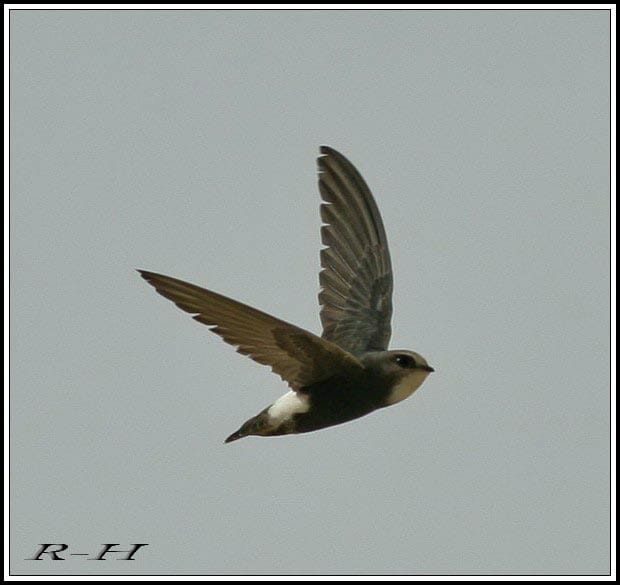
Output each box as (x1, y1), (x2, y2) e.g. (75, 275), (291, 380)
(361, 350), (434, 406)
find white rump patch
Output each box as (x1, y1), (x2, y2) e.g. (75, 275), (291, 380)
(268, 391), (310, 423)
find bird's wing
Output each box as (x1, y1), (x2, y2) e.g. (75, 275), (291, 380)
(139, 270), (363, 391)
(317, 146), (394, 355)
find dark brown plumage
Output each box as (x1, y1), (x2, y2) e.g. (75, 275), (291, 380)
(139, 146), (433, 442)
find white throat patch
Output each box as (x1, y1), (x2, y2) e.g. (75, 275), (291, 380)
(386, 371), (429, 406)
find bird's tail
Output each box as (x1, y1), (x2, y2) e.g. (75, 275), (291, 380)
(224, 428), (247, 443)
(224, 409), (272, 444)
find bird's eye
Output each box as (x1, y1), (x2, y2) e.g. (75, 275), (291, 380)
(395, 354), (415, 368)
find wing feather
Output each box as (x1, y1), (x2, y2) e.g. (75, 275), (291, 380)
(139, 270), (362, 390)
(317, 146), (394, 354)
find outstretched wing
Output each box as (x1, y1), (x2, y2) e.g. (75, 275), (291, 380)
(139, 270), (362, 391)
(317, 146), (394, 355)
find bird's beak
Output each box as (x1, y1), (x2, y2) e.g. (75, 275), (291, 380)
(421, 365), (435, 373)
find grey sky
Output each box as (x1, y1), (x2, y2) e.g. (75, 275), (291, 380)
(10, 9), (610, 575)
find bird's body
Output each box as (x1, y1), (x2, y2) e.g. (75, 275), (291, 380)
(223, 349), (432, 442)
(139, 146), (433, 442)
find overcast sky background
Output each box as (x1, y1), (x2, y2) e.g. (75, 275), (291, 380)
(10, 9), (610, 576)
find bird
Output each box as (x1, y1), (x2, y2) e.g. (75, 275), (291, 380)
(139, 146), (434, 443)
